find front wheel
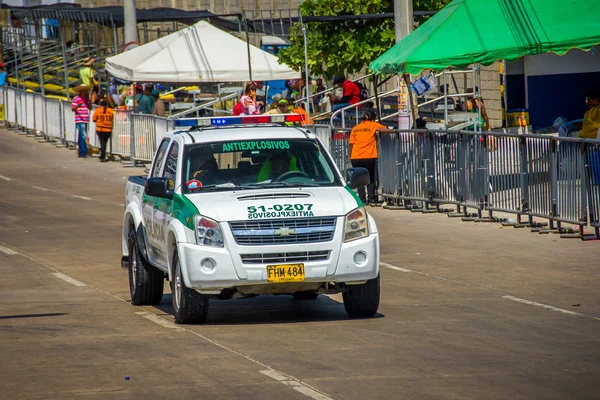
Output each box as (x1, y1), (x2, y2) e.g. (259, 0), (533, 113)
(171, 251), (209, 324)
(128, 230), (164, 305)
(342, 275), (380, 318)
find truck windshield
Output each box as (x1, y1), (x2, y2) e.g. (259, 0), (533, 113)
(181, 138), (341, 192)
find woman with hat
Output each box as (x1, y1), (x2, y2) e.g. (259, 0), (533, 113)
(79, 57), (97, 86)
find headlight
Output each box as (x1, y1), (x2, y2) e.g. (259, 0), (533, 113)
(344, 207), (369, 242)
(194, 215), (224, 247)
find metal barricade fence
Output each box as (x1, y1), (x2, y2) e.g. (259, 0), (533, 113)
(5, 87), (17, 126)
(525, 137), (553, 222)
(554, 138), (584, 225)
(488, 135), (522, 216)
(377, 131), (402, 202)
(377, 129), (600, 237)
(62, 100), (77, 145)
(306, 124), (332, 153)
(112, 109), (132, 158)
(154, 117), (170, 153)
(131, 113), (157, 162)
(25, 92), (36, 132)
(330, 129), (352, 176)
(88, 105), (101, 149)
(17, 90), (26, 130)
(586, 141), (600, 237)
(34, 93), (45, 135)
(44, 98), (62, 141)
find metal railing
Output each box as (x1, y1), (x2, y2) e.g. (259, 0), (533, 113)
(371, 129), (600, 240)
(3, 86), (172, 165)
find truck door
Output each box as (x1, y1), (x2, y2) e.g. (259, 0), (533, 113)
(142, 138), (170, 266)
(153, 141), (179, 265)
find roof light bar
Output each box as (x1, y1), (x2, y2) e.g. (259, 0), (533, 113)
(173, 114), (304, 127)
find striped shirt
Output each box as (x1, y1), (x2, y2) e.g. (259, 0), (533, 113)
(72, 95), (90, 123)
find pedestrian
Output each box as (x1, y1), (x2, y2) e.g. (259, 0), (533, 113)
(349, 111), (386, 204)
(135, 85), (154, 114)
(579, 90), (600, 139)
(329, 75), (361, 120)
(91, 98), (114, 162)
(291, 104), (314, 126)
(466, 87), (491, 131)
(313, 78), (327, 111)
(0, 63), (7, 88)
(90, 85), (100, 105)
(151, 89), (166, 117)
(253, 81), (267, 104)
(79, 57), (97, 86)
(71, 85), (92, 158)
(240, 83), (262, 115)
(265, 98), (290, 115)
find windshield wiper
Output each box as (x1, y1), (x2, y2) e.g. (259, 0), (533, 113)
(188, 183), (251, 192)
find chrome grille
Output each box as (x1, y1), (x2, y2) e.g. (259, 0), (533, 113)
(240, 251), (330, 264)
(237, 193), (311, 201)
(230, 217), (337, 246)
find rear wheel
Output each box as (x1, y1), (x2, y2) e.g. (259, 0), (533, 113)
(292, 291), (319, 300)
(171, 251), (209, 324)
(128, 230), (164, 305)
(342, 275), (380, 318)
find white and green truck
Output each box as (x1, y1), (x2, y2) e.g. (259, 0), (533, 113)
(122, 116), (380, 323)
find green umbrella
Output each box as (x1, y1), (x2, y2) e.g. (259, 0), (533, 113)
(370, 0), (600, 75)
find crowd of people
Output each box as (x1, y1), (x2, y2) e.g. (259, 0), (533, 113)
(71, 57), (172, 160)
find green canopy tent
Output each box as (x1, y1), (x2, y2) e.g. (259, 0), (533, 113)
(370, 0), (600, 75)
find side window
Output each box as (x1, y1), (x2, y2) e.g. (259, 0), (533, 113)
(162, 142), (179, 191)
(151, 139), (171, 177)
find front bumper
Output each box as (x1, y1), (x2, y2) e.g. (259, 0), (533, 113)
(178, 232), (379, 292)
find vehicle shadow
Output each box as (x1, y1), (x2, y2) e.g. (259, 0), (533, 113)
(153, 293), (384, 325)
(0, 312), (68, 320)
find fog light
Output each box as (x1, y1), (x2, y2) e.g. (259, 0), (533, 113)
(353, 251), (367, 266)
(200, 258), (216, 273)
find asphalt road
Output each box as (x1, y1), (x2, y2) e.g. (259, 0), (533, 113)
(1, 128), (599, 400)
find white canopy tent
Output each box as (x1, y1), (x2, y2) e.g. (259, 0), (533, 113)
(105, 21), (299, 83)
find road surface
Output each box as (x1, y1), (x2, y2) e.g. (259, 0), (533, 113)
(1, 129), (599, 399)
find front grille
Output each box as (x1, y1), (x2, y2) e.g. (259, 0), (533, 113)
(241, 251), (330, 264)
(230, 217), (337, 246)
(237, 193), (311, 201)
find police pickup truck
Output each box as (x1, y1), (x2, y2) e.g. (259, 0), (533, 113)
(122, 114), (380, 324)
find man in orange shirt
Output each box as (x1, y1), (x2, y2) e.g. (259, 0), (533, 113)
(92, 98), (114, 162)
(349, 111), (386, 204)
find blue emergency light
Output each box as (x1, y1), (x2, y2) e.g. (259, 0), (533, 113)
(173, 114), (303, 127)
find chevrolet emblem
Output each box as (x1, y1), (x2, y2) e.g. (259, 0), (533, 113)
(274, 227), (296, 237)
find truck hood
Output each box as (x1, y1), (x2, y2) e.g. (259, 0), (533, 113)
(184, 187), (362, 222)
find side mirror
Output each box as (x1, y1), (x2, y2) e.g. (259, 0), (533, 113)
(346, 167), (370, 189)
(145, 177), (174, 199)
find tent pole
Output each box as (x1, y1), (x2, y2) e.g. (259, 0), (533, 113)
(403, 73), (417, 128)
(373, 74), (381, 121)
(477, 64), (482, 132)
(302, 20), (310, 122)
(443, 71), (448, 130)
(244, 17), (252, 82)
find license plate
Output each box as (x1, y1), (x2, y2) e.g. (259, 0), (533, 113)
(266, 264), (305, 283)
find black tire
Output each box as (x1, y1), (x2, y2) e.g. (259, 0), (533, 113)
(171, 251), (209, 324)
(292, 291), (319, 300)
(128, 230), (164, 305)
(342, 274), (380, 318)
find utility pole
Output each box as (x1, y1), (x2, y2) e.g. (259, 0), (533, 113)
(394, 0), (413, 44)
(124, 0), (139, 45)
(394, 0), (414, 129)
